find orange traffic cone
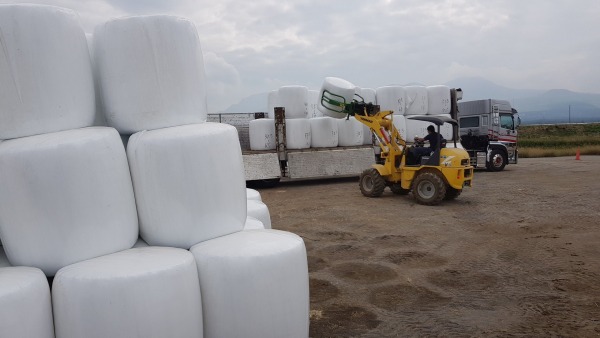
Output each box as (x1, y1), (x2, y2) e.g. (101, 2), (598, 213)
(575, 147), (581, 160)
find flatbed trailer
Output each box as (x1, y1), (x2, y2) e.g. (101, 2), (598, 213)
(208, 109), (376, 185)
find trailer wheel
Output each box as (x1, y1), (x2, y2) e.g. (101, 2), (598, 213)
(359, 168), (386, 197)
(487, 150), (506, 172)
(444, 187), (462, 200)
(412, 171), (446, 206)
(390, 183), (410, 195)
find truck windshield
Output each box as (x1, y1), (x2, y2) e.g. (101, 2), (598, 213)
(500, 114), (514, 130)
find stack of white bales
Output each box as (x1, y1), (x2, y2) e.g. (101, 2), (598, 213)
(250, 85), (312, 150)
(317, 77), (363, 147)
(0, 5), (202, 338)
(94, 14), (308, 338)
(307, 88), (338, 148)
(376, 85), (453, 141)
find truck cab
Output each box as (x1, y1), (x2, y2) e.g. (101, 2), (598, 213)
(457, 99), (519, 171)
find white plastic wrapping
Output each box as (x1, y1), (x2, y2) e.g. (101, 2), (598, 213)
(267, 90), (279, 119)
(427, 85), (451, 115)
(0, 127), (138, 276)
(127, 123), (247, 249)
(309, 117), (338, 148)
(376, 86), (406, 115)
(285, 119), (311, 150)
(0, 4), (95, 140)
(247, 200), (272, 229)
(249, 118), (276, 150)
(405, 86), (429, 115)
(337, 118), (364, 147)
(392, 115), (408, 140)
(0, 267), (55, 338)
(246, 188), (262, 201)
(93, 15), (207, 134)
(190, 230), (309, 338)
(317, 77), (356, 118)
(307, 90), (323, 118)
(278, 86), (308, 119)
(53, 247), (203, 338)
(243, 216), (265, 230)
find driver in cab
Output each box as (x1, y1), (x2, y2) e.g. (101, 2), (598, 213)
(412, 125), (439, 158)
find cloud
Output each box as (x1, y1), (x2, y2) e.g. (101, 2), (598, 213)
(3, 0), (600, 110)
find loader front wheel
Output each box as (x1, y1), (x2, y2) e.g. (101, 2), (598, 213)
(412, 171), (446, 205)
(359, 168), (386, 197)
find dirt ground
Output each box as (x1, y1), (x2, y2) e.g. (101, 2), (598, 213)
(256, 156), (600, 337)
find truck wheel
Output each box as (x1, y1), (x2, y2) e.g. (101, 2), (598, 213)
(390, 183), (410, 195)
(359, 168), (386, 197)
(412, 171), (446, 205)
(444, 187), (462, 200)
(487, 150), (506, 172)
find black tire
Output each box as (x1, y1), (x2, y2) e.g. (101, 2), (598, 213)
(487, 150), (506, 172)
(359, 168), (386, 197)
(412, 171), (446, 206)
(444, 187), (462, 200)
(390, 183), (410, 195)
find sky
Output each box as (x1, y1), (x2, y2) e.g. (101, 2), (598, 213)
(4, 0), (600, 112)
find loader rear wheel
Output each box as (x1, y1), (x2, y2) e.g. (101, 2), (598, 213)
(390, 183), (410, 195)
(412, 171), (446, 206)
(359, 168), (386, 197)
(444, 187), (462, 200)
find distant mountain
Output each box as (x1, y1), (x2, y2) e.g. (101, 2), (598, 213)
(223, 77), (600, 124)
(223, 92), (268, 113)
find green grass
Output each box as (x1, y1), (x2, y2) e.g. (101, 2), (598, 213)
(518, 123), (600, 158)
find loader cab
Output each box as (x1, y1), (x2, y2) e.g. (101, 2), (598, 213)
(405, 115), (459, 166)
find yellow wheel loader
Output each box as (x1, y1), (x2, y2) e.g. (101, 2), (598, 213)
(320, 88), (473, 206)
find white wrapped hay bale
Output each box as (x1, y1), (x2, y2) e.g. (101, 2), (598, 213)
(317, 77), (356, 118)
(246, 188), (262, 201)
(285, 118), (311, 150)
(392, 115), (408, 140)
(190, 230), (309, 338)
(93, 15), (207, 134)
(376, 86), (406, 115)
(427, 85), (451, 115)
(267, 90), (279, 119)
(356, 87), (376, 105)
(127, 123), (247, 249)
(247, 200), (271, 229)
(337, 118), (364, 147)
(0, 267), (54, 338)
(249, 118), (276, 150)
(278, 86), (308, 119)
(309, 117), (338, 148)
(243, 216), (265, 230)
(0, 127), (138, 276)
(53, 247), (203, 338)
(0, 4), (95, 140)
(307, 90), (323, 118)
(405, 86), (428, 115)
